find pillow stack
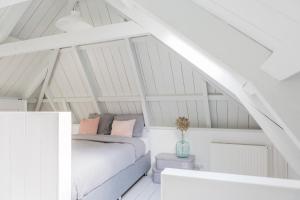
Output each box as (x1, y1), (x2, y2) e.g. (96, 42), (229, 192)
(79, 113), (145, 137)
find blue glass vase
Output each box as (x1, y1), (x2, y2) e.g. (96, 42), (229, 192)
(176, 135), (190, 158)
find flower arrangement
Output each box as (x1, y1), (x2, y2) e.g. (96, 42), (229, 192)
(176, 117), (190, 138)
(175, 117), (190, 158)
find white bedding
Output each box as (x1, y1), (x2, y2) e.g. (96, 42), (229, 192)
(72, 135), (146, 200)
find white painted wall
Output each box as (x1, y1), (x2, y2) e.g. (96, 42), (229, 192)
(0, 112), (71, 200)
(146, 127), (289, 178)
(73, 124), (293, 178)
(161, 169), (300, 200)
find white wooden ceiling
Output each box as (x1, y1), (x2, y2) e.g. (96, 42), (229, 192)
(0, 0), (259, 129)
(26, 36), (259, 129)
(11, 0), (124, 40)
(0, 50), (49, 97)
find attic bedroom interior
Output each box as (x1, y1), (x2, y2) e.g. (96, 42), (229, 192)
(0, 0), (300, 200)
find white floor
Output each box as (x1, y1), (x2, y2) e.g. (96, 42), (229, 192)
(123, 176), (161, 200)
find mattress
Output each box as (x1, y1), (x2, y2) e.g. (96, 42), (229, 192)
(71, 134), (146, 200)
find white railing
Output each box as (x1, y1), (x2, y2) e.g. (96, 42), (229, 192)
(161, 169), (300, 200)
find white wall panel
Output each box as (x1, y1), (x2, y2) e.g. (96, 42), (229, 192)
(0, 112), (71, 200)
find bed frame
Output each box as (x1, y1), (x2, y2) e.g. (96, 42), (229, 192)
(81, 152), (151, 200)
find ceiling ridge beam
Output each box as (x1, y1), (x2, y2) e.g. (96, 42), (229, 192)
(0, 21), (148, 58)
(35, 49), (59, 111)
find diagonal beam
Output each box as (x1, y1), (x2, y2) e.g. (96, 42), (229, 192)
(72, 46), (102, 114)
(23, 67), (48, 99)
(124, 38), (150, 127)
(202, 81), (211, 128)
(44, 90), (57, 111)
(0, 21), (148, 57)
(35, 49), (60, 111)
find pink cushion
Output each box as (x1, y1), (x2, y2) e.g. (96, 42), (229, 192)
(79, 117), (100, 135)
(111, 119), (136, 138)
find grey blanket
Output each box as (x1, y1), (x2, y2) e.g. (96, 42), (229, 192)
(72, 134), (145, 200)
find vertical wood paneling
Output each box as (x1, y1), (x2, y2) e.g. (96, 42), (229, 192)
(0, 113), (71, 200)
(227, 101), (239, 128)
(209, 101), (218, 128)
(8, 113), (26, 200)
(169, 53), (185, 94)
(133, 38), (158, 95)
(217, 101), (228, 128)
(238, 106), (250, 129)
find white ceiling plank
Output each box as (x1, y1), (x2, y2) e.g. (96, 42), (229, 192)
(0, 21), (148, 57)
(202, 81), (212, 128)
(125, 38), (150, 127)
(35, 49), (59, 111)
(72, 46), (102, 114)
(23, 67), (47, 99)
(0, 0), (30, 8)
(0, 0), (31, 43)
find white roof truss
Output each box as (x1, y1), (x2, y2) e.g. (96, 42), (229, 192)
(35, 49), (59, 111)
(0, 21), (148, 58)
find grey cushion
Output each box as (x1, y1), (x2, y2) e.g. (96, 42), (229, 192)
(89, 113), (115, 135)
(114, 114), (145, 137)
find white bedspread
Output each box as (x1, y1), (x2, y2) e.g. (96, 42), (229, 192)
(72, 135), (145, 200)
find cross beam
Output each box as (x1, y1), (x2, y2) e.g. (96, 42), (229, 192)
(0, 21), (148, 57)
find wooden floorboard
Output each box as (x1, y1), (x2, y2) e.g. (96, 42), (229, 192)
(123, 176), (160, 200)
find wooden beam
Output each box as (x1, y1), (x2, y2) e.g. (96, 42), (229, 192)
(202, 81), (212, 128)
(0, 21), (148, 57)
(146, 94), (228, 101)
(35, 49), (59, 111)
(44, 90), (57, 111)
(0, 0), (30, 8)
(28, 94), (229, 104)
(98, 96), (140, 102)
(72, 46), (101, 113)
(125, 38), (150, 127)
(23, 67), (47, 99)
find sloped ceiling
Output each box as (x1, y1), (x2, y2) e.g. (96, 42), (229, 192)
(11, 0), (124, 40)
(0, 50), (50, 97)
(105, 0), (300, 173)
(0, 0), (259, 129)
(32, 36), (258, 129)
